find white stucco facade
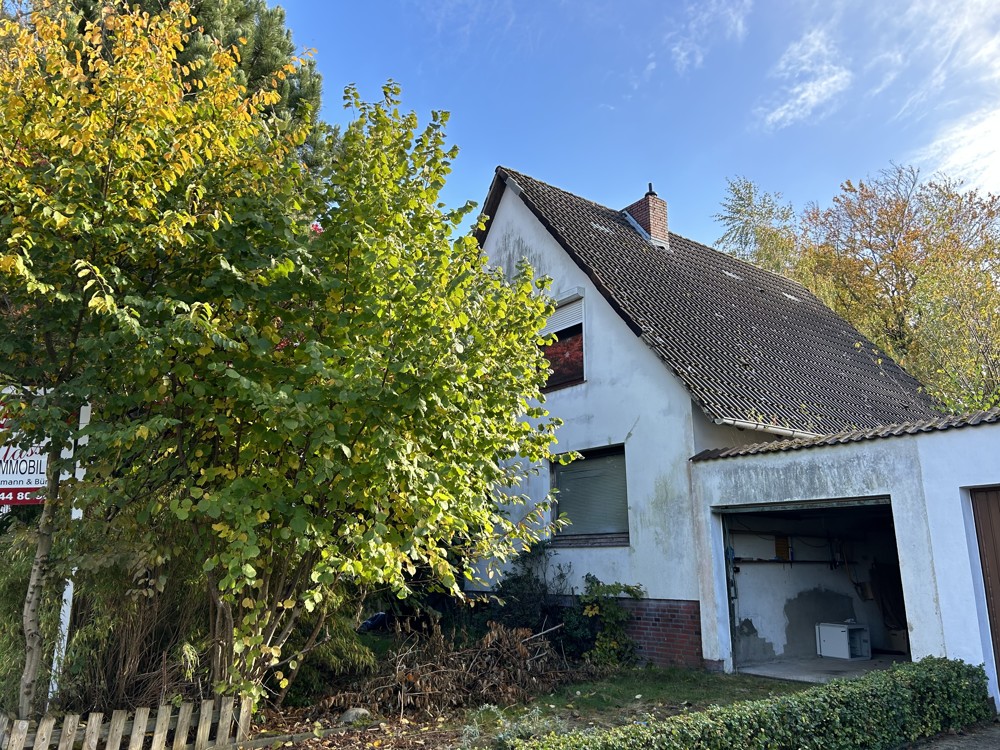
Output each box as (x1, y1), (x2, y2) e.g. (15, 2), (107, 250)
(482, 188), (763, 601)
(691, 424), (1000, 701)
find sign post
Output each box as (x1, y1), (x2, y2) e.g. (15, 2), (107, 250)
(0, 397), (90, 707)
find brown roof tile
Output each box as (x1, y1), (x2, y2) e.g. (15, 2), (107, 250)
(691, 407), (1000, 461)
(480, 167), (939, 435)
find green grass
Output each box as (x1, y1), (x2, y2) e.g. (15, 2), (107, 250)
(545, 666), (804, 721)
(461, 666), (807, 744)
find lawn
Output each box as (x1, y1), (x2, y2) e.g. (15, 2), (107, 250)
(535, 666), (805, 727)
(459, 666), (806, 744)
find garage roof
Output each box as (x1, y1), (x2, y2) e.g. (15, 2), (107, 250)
(691, 407), (1000, 461)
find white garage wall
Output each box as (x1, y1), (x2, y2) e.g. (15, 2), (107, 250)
(725, 519), (897, 662)
(691, 423), (1000, 701)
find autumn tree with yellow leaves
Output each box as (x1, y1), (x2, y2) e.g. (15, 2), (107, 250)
(716, 165), (1000, 413)
(0, 1), (312, 715)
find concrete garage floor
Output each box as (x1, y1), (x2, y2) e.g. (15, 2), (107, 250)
(738, 653), (908, 683)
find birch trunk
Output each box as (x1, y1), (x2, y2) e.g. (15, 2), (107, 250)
(18, 444), (62, 719)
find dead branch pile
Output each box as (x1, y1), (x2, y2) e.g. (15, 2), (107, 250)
(322, 622), (569, 717)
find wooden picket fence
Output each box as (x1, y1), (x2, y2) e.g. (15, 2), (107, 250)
(0, 697), (256, 750)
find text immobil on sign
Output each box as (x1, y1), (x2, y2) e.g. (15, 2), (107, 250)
(0, 396), (91, 505)
(0, 416), (47, 505)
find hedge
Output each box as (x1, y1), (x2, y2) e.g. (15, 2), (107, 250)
(516, 657), (993, 750)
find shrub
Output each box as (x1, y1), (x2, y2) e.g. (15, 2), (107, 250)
(326, 621), (567, 716)
(474, 543), (571, 637)
(561, 575), (644, 667)
(514, 657), (993, 750)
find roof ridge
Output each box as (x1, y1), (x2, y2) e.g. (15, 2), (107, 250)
(498, 166), (640, 218)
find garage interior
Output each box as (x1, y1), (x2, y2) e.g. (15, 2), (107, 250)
(720, 497), (911, 683)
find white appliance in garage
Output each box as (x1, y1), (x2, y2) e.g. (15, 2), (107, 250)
(816, 622), (871, 660)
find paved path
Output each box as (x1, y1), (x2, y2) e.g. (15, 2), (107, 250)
(913, 723), (1000, 749)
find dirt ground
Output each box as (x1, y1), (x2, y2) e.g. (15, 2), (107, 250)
(288, 719), (461, 750)
(263, 710), (463, 750)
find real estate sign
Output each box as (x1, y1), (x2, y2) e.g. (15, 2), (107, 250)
(0, 415), (47, 505)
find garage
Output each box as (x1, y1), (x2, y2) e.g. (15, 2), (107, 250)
(716, 496), (910, 679)
(691, 410), (1000, 700)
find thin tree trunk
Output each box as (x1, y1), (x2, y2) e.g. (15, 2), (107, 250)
(207, 574), (234, 689)
(19, 443), (62, 719)
(276, 608), (326, 706)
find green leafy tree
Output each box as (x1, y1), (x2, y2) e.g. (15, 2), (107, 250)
(2, 1), (559, 712)
(0, 0), (311, 714)
(82, 81), (561, 695)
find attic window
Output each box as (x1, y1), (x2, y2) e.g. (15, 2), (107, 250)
(543, 298), (584, 391)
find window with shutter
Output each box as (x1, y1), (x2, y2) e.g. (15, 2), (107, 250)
(542, 298), (584, 391)
(551, 446), (629, 547)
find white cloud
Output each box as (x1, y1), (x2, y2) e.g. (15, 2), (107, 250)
(628, 52), (659, 91)
(670, 38), (703, 73)
(864, 50), (904, 97)
(667, 0), (752, 73)
(914, 106), (1000, 194)
(873, 0), (1000, 192)
(758, 29), (852, 130)
(411, 0), (518, 46)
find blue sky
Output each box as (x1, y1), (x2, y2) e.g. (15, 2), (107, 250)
(275, 0), (1000, 244)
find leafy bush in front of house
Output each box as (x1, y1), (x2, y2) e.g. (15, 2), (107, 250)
(561, 574), (644, 667)
(459, 545), (644, 669)
(514, 657), (993, 750)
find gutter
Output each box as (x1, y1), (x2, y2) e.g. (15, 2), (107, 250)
(714, 417), (822, 440)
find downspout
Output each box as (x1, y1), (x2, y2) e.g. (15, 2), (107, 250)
(714, 417), (822, 440)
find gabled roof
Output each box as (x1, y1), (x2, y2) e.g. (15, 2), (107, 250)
(691, 407), (1000, 461)
(479, 166), (939, 436)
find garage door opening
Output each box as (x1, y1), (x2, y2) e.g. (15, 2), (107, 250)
(719, 498), (910, 682)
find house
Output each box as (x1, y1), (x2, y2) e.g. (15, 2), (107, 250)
(476, 166), (1000, 701)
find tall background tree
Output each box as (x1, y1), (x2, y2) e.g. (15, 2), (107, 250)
(714, 164), (1000, 413)
(714, 176), (797, 278)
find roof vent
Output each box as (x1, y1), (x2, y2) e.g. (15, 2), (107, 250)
(623, 183), (668, 249)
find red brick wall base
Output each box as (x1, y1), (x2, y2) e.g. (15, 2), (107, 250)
(621, 598), (703, 668)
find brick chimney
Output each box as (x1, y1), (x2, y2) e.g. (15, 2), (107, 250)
(623, 183), (668, 248)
